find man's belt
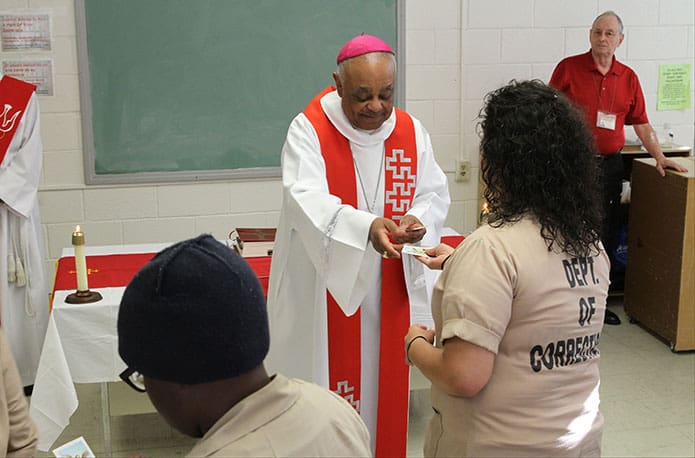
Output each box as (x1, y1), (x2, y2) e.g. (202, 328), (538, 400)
(595, 152), (622, 160)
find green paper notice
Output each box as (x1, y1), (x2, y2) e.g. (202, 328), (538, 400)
(657, 64), (691, 111)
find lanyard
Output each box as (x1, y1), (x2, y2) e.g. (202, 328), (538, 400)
(591, 72), (618, 113)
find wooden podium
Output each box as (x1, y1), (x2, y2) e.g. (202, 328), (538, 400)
(624, 157), (695, 351)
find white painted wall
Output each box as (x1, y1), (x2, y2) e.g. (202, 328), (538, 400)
(456, 0), (694, 230)
(1, 0), (693, 289)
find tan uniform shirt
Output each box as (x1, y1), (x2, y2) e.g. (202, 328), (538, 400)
(0, 328), (38, 457)
(187, 374), (371, 457)
(426, 217), (609, 457)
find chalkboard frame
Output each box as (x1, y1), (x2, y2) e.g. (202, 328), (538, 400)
(76, 0), (405, 185)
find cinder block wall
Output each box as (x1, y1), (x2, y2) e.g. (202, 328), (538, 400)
(1, 0), (692, 289)
(455, 0), (694, 231)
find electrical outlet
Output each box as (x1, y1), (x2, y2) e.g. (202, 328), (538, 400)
(455, 160), (470, 182)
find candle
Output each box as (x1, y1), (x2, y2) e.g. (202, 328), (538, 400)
(479, 202), (491, 225)
(72, 225), (89, 291)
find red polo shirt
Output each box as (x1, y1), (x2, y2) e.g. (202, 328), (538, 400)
(549, 50), (649, 155)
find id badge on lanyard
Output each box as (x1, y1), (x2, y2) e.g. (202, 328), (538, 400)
(597, 111), (617, 130)
(594, 73), (618, 131)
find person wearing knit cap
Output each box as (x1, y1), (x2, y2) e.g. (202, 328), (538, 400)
(117, 234), (370, 457)
(266, 34), (450, 456)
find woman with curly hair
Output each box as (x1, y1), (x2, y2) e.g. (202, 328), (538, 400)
(405, 80), (609, 457)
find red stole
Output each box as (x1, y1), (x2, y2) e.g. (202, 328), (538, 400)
(304, 87), (416, 457)
(0, 76), (35, 165)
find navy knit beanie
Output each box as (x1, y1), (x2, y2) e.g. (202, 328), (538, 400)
(117, 234), (269, 384)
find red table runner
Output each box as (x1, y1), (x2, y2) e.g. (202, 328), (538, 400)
(442, 235), (465, 248)
(53, 253), (272, 300)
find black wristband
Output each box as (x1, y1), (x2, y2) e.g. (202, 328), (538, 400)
(406, 335), (428, 366)
(440, 254), (452, 270)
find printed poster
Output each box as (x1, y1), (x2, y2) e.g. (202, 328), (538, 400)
(1, 13), (51, 51)
(1, 59), (54, 96)
(657, 64), (691, 111)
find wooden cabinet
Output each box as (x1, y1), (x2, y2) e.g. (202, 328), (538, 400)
(624, 157), (695, 351)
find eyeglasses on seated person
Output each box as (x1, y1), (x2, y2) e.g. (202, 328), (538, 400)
(119, 366), (146, 392)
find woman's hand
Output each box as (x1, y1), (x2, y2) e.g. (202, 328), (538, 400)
(414, 243), (455, 270)
(404, 324), (435, 365)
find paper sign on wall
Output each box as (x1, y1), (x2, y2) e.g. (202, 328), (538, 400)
(657, 64), (691, 111)
(1, 14), (51, 51)
(1, 60), (54, 96)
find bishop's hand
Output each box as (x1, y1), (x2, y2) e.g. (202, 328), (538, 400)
(369, 217), (402, 259)
(395, 214), (427, 244)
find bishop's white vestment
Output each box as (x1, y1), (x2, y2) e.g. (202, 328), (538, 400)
(0, 74), (49, 387)
(266, 88), (449, 452)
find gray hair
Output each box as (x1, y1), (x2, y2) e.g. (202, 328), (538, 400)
(336, 52), (396, 80)
(593, 10), (624, 34)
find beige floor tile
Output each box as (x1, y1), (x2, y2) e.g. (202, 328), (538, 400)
(673, 423), (695, 442)
(407, 390), (430, 458)
(111, 446), (191, 457)
(642, 393), (695, 426)
(622, 425), (694, 457)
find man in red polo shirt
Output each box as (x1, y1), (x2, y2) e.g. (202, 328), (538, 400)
(550, 10), (687, 325)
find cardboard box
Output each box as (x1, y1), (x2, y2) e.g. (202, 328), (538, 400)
(624, 157), (695, 351)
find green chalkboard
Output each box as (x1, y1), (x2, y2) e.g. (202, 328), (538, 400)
(76, 0), (399, 184)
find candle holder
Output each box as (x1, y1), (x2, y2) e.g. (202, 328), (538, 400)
(65, 289), (103, 304)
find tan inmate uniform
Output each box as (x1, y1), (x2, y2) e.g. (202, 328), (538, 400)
(0, 329), (38, 457)
(187, 374), (371, 457)
(426, 216), (609, 457)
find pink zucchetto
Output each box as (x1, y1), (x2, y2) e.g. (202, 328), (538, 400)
(336, 33), (395, 64)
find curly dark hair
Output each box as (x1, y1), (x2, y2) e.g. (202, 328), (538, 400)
(479, 79), (603, 258)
